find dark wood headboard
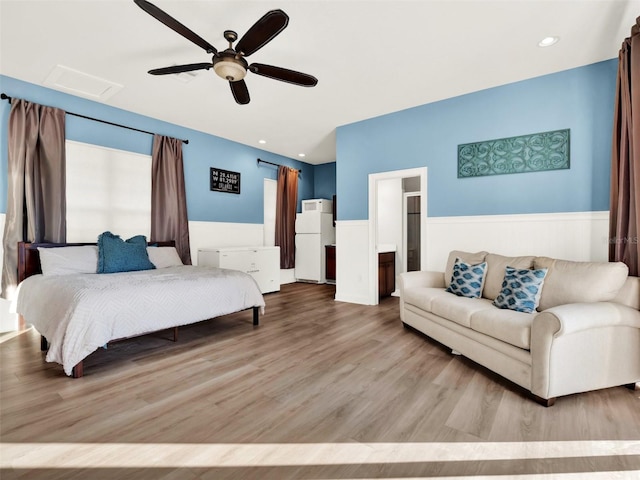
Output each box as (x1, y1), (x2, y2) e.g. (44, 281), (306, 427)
(17, 241), (176, 283)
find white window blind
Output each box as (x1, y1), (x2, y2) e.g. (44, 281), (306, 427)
(65, 140), (151, 242)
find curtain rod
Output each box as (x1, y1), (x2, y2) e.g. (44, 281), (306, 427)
(1, 93), (189, 144)
(257, 158), (302, 173)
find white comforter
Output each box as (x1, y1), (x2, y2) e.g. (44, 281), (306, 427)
(16, 266), (265, 375)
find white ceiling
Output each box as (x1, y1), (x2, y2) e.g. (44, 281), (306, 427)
(1, 0), (638, 165)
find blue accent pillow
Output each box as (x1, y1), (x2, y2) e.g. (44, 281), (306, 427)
(445, 257), (487, 299)
(493, 266), (548, 313)
(97, 231), (156, 274)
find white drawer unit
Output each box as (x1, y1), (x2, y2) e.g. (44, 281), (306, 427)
(198, 246), (280, 294)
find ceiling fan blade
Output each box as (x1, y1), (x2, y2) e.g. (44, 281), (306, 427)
(148, 63), (212, 75)
(229, 80), (250, 105)
(249, 63), (318, 87)
(134, 0), (217, 54)
(235, 9), (289, 57)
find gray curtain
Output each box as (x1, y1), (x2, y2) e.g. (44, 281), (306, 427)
(151, 134), (191, 265)
(609, 17), (640, 276)
(275, 165), (298, 269)
(1, 99), (66, 299)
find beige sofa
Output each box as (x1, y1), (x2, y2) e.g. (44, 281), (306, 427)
(399, 250), (640, 406)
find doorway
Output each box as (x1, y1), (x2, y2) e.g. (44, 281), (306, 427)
(368, 167), (427, 305)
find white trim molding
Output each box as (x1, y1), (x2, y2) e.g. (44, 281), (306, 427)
(424, 211), (610, 271)
(335, 220), (371, 305)
(333, 211), (611, 306)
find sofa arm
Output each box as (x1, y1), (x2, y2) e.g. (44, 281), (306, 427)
(533, 302), (640, 338)
(398, 271), (446, 293)
(531, 302), (640, 399)
(398, 271), (446, 323)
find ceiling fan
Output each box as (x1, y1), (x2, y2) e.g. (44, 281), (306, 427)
(133, 0), (318, 105)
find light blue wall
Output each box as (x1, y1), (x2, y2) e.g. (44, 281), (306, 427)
(336, 59), (617, 220)
(313, 162), (336, 200)
(0, 75), (315, 221)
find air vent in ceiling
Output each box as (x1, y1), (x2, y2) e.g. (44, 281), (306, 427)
(43, 65), (123, 101)
(171, 68), (200, 84)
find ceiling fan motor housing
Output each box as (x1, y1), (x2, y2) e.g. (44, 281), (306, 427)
(213, 50), (248, 82)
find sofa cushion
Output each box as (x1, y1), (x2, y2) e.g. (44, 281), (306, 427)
(493, 266), (548, 313)
(403, 287), (452, 312)
(431, 295), (495, 328)
(534, 257), (629, 311)
(483, 254), (535, 300)
(445, 250), (488, 287)
(470, 308), (535, 349)
(445, 258), (487, 298)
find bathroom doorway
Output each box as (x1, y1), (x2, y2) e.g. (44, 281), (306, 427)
(368, 167), (427, 305)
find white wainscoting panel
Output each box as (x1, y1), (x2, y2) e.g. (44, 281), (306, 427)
(335, 220), (371, 305)
(333, 211), (610, 306)
(0, 213), (4, 281)
(188, 220), (295, 284)
(424, 211), (610, 272)
(280, 269), (296, 285)
(188, 221), (265, 265)
(2, 212), (610, 326)
(0, 213), (19, 332)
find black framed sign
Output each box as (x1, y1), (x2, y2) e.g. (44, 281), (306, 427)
(210, 167), (241, 194)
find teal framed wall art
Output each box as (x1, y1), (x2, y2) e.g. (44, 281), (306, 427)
(457, 129), (570, 178)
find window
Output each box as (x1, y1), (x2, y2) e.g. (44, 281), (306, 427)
(65, 140), (151, 242)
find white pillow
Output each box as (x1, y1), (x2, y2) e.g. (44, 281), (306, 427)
(147, 246), (184, 268)
(38, 246), (98, 276)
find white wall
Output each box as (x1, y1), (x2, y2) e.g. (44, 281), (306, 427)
(263, 179), (276, 247)
(376, 178), (403, 276)
(189, 221), (265, 264)
(424, 211), (610, 270)
(3, 210), (612, 330)
(189, 219), (295, 285)
(335, 211), (611, 306)
(335, 220), (370, 304)
(0, 213), (20, 332)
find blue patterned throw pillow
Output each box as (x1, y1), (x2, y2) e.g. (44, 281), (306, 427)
(445, 258), (487, 299)
(97, 231), (156, 274)
(493, 266), (548, 313)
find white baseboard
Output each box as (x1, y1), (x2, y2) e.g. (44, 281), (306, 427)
(334, 293), (371, 305)
(280, 269), (296, 285)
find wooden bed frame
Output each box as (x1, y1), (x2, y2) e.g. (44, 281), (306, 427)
(18, 241), (260, 378)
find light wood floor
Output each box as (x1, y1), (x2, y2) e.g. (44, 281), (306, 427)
(1, 282), (639, 479)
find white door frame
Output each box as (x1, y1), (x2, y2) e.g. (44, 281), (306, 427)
(368, 167), (428, 305)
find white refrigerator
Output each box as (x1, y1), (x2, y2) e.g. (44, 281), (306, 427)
(295, 211), (335, 283)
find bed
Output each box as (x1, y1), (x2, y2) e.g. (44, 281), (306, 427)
(15, 241), (266, 378)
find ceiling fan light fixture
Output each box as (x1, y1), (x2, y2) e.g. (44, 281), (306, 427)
(136, 1), (317, 104)
(213, 59), (247, 82)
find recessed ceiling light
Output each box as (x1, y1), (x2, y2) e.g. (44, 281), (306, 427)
(258, 139), (266, 144)
(298, 153), (306, 158)
(538, 36), (559, 47)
